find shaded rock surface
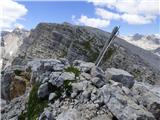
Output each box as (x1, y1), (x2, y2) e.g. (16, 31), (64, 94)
(1, 68), (29, 101)
(105, 68), (135, 88)
(1, 88), (30, 120)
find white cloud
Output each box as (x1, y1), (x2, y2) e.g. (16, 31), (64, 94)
(121, 14), (156, 24)
(77, 15), (110, 28)
(88, 0), (160, 25)
(0, 0), (27, 31)
(96, 8), (120, 20)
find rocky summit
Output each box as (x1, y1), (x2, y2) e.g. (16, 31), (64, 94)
(9, 23), (160, 84)
(1, 59), (160, 120)
(1, 23), (160, 120)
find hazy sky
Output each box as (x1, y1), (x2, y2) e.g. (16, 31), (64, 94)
(1, 0), (160, 35)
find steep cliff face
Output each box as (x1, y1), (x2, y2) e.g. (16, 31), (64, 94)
(1, 28), (30, 69)
(11, 22), (160, 84)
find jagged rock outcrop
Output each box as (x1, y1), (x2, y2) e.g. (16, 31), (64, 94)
(1, 59), (159, 120)
(11, 23), (160, 85)
(0, 28), (30, 69)
(1, 66), (30, 101)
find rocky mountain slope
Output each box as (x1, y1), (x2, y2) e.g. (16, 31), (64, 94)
(1, 59), (160, 120)
(0, 28), (30, 69)
(1, 23), (160, 120)
(153, 47), (160, 57)
(11, 23), (160, 84)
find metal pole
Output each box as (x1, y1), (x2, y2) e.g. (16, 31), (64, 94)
(95, 26), (120, 66)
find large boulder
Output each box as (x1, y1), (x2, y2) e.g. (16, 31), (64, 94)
(73, 60), (95, 73)
(28, 59), (69, 84)
(105, 68), (135, 88)
(131, 82), (160, 120)
(38, 83), (49, 99)
(100, 84), (155, 120)
(49, 72), (75, 87)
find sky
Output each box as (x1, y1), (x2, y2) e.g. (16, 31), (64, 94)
(0, 0), (160, 35)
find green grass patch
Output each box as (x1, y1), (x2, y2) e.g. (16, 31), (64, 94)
(103, 47), (116, 61)
(14, 69), (22, 76)
(88, 51), (99, 62)
(18, 84), (48, 120)
(65, 66), (80, 78)
(63, 80), (73, 96)
(82, 41), (91, 50)
(27, 84), (48, 120)
(18, 112), (26, 120)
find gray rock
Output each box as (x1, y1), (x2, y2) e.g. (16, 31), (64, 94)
(49, 93), (57, 101)
(80, 73), (91, 81)
(49, 72), (75, 87)
(91, 77), (105, 88)
(71, 92), (77, 98)
(91, 66), (105, 80)
(38, 83), (49, 99)
(72, 82), (84, 92)
(57, 108), (83, 120)
(131, 82), (160, 120)
(100, 84), (155, 120)
(39, 110), (54, 120)
(1, 72), (15, 100)
(60, 72), (75, 80)
(1, 89), (29, 120)
(91, 114), (112, 120)
(106, 68), (135, 88)
(1, 99), (7, 108)
(43, 62), (53, 71)
(82, 90), (91, 101)
(42, 77), (49, 83)
(53, 64), (65, 71)
(73, 60), (95, 72)
(27, 60), (42, 72)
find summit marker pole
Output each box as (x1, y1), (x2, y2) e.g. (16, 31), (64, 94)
(95, 26), (120, 66)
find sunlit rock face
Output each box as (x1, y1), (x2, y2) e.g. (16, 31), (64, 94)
(0, 28), (30, 69)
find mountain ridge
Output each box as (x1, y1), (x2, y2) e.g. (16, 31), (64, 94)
(1, 22), (160, 85)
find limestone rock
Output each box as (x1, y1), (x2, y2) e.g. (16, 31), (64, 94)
(49, 72), (75, 87)
(73, 60), (95, 72)
(106, 68), (135, 88)
(90, 66), (105, 80)
(39, 110), (54, 120)
(49, 93), (57, 101)
(100, 84), (155, 120)
(131, 82), (160, 120)
(38, 83), (49, 99)
(91, 77), (105, 88)
(1, 72), (15, 100)
(1, 71), (27, 101)
(57, 108), (83, 120)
